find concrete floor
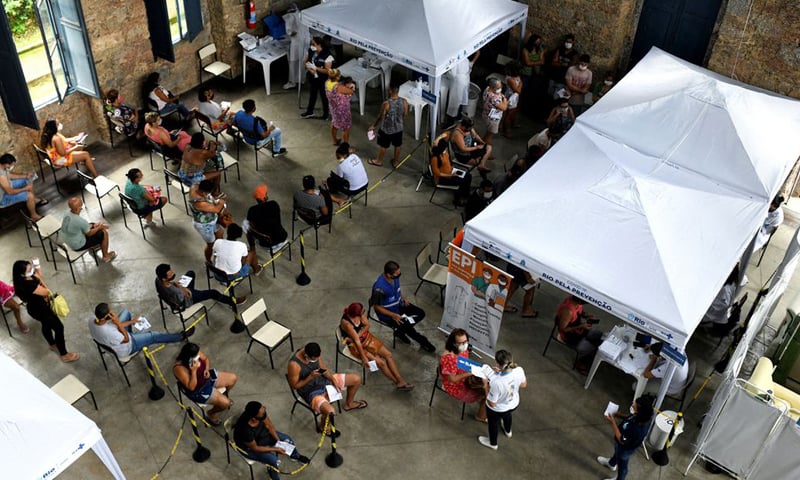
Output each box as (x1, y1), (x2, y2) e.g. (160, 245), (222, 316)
(2, 61), (796, 480)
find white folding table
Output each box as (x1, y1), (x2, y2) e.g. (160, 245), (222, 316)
(337, 58), (383, 116)
(242, 38), (290, 96)
(584, 324), (651, 403)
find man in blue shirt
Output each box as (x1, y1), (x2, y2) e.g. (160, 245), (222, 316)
(597, 395), (655, 480)
(233, 99), (287, 158)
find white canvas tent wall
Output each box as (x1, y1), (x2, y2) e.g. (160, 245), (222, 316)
(463, 48), (800, 349)
(301, 0), (529, 139)
(0, 352), (125, 479)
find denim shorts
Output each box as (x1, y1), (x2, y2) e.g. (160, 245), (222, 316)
(193, 221), (221, 244)
(0, 179), (29, 206)
(178, 169), (205, 187)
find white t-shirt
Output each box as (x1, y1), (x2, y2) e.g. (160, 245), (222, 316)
(487, 366), (526, 412)
(651, 359), (689, 395)
(337, 154), (368, 191)
(87, 318), (132, 357)
(528, 129), (552, 151)
(213, 239), (249, 275)
(197, 100), (222, 121)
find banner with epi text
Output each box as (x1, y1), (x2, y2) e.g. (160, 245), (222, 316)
(439, 244), (512, 356)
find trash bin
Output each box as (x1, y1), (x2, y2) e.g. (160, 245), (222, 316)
(466, 82), (480, 118)
(648, 410), (684, 450)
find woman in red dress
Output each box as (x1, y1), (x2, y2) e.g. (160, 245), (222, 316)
(439, 328), (487, 421)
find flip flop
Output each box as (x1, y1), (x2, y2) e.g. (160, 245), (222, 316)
(397, 384), (415, 392)
(475, 415), (488, 423)
(103, 252), (117, 263)
(504, 306), (519, 313)
(19, 324), (31, 334)
(367, 159), (383, 167)
(204, 415), (221, 427)
(343, 400), (368, 411)
(521, 311), (539, 318)
(36, 198), (50, 206)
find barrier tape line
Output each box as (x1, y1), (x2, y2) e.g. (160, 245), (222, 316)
(147, 405), (187, 480)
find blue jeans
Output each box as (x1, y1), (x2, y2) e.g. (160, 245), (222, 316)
(0, 178), (29, 206)
(118, 309), (184, 353)
(244, 431), (300, 480)
(253, 127), (282, 152)
(159, 102), (190, 119)
(227, 263), (251, 281)
(609, 442), (636, 480)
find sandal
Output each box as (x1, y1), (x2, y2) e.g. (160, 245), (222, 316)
(102, 252), (117, 263)
(521, 310), (539, 318)
(504, 306), (519, 313)
(18, 324), (31, 334)
(60, 352), (80, 363)
(367, 159), (383, 167)
(475, 415), (488, 423)
(343, 400), (368, 411)
(397, 384), (415, 392)
(36, 198), (50, 206)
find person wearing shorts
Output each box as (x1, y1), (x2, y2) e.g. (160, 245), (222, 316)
(368, 83), (407, 168)
(189, 180), (226, 263)
(482, 78), (508, 145)
(60, 197), (116, 262)
(0, 153), (46, 221)
(287, 342), (364, 436)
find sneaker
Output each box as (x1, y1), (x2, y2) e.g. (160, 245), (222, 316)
(283, 82), (296, 90)
(477, 436), (497, 450)
(300, 111), (315, 119)
(502, 426), (512, 438)
(272, 148), (288, 158)
(597, 456), (617, 472)
(295, 454), (310, 464)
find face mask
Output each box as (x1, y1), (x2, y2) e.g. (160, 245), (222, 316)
(458, 342), (469, 353)
(167, 273), (176, 282)
(629, 405), (636, 415)
(579, 65), (588, 71)
(256, 413), (266, 421)
(6, 165), (13, 171)
(393, 273), (402, 279)
(561, 107), (569, 112)
(496, 88), (503, 94)
(604, 80), (613, 86)
(57, 122), (64, 131)
(483, 192), (493, 199)
(564, 42), (573, 49)
(308, 358), (319, 365)
(157, 118), (163, 126)
(24, 268), (34, 278)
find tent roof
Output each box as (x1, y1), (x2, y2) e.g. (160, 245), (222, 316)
(0, 352), (103, 478)
(301, 0), (528, 76)
(464, 48), (800, 348)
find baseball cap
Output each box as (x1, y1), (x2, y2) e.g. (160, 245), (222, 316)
(253, 184), (268, 201)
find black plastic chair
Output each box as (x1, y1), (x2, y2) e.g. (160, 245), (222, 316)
(247, 227), (292, 278)
(291, 205), (332, 251)
(93, 340), (140, 387)
(428, 364), (466, 420)
(119, 192), (165, 240)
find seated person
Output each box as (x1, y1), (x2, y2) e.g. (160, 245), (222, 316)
(0, 279), (30, 333)
(556, 295), (602, 373)
(246, 184), (288, 250)
(340, 302), (414, 391)
(439, 328), (487, 421)
(143, 112), (191, 160)
(196, 86), (233, 131)
(429, 133), (472, 206)
(155, 263), (245, 312)
(179, 133), (223, 192)
(327, 142), (368, 206)
(89, 303), (186, 357)
(287, 342), (364, 435)
(464, 180), (495, 222)
(0, 153), (46, 221)
(293, 175), (332, 225)
(233, 401), (310, 480)
(754, 195), (785, 251)
(232, 99), (287, 158)
(546, 98), (575, 134)
(143, 71), (191, 120)
(450, 116), (492, 173)
(60, 197), (116, 262)
(173, 342), (237, 425)
(104, 89), (140, 137)
(213, 223), (263, 279)
(527, 125), (562, 153)
(643, 342), (690, 396)
(370, 260), (436, 352)
(124, 168), (166, 227)
(40, 118), (98, 177)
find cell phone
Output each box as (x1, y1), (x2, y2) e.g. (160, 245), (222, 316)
(209, 369), (217, 380)
(317, 368), (327, 374)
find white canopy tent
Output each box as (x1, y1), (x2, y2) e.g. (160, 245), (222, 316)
(463, 48), (800, 349)
(0, 352), (126, 479)
(301, 0), (529, 139)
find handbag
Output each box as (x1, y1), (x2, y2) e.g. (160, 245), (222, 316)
(50, 293), (70, 318)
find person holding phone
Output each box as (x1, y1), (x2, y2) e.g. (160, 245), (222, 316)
(173, 343), (237, 425)
(556, 294), (602, 373)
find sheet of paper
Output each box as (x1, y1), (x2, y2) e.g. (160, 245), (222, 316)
(401, 314), (415, 325)
(367, 128), (376, 141)
(368, 360), (379, 372)
(179, 275), (192, 288)
(275, 441), (295, 456)
(220, 101), (231, 110)
(325, 384), (342, 402)
(470, 364), (495, 379)
(133, 316), (151, 332)
(457, 355), (480, 372)
(452, 168), (466, 178)
(604, 401), (619, 417)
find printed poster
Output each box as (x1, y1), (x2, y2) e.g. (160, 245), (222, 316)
(439, 244), (512, 356)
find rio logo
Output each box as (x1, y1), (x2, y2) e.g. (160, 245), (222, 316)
(627, 313), (646, 327)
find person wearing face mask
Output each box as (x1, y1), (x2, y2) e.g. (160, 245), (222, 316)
(0, 153), (46, 221)
(154, 263), (243, 315)
(440, 328), (488, 422)
(12, 260), (79, 362)
(478, 349), (527, 450)
(233, 401), (310, 480)
(754, 195), (785, 251)
(464, 179), (496, 222)
(481, 78), (508, 145)
(40, 118), (99, 177)
(549, 33), (579, 83)
(370, 261), (436, 352)
(301, 36), (335, 119)
(546, 98), (575, 134)
(327, 142), (368, 206)
(173, 342), (237, 426)
(565, 54), (593, 115)
(143, 111), (192, 160)
(597, 394), (655, 480)
(104, 89), (140, 137)
(592, 73), (616, 103)
(89, 303), (187, 358)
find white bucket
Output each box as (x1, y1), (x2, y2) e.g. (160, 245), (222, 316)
(648, 410), (684, 450)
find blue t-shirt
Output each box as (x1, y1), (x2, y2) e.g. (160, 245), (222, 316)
(617, 414), (649, 451)
(233, 111), (263, 145)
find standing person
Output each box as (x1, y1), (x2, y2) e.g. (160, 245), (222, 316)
(189, 180), (227, 263)
(12, 260), (79, 362)
(327, 142), (368, 206)
(282, 3), (310, 90)
(597, 395), (655, 480)
(443, 51), (480, 128)
(548, 33), (579, 85)
(233, 401), (310, 480)
(754, 195), (785, 251)
(478, 349), (527, 450)
(368, 82), (408, 168)
(40, 119), (98, 177)
(301, 37), (334, 120)
(502, 61), (523, 137)
(565, 54), (593, 115)
(370, 261), (436, 352)
(173, 342), (238, 426)
(0, 279), (30, 333)
(124, 168), (166, 227)
(0, 153), (46, 221)
(482, 78), (508, 145)
(520, 34), (545, 87)
(328, 76), (355, 146)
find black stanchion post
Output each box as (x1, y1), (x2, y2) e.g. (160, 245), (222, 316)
(185, 408), (211, 462)
(325, 415), (343, 468)
(296, 231), (311, 285)
(142, 347), (165, 401)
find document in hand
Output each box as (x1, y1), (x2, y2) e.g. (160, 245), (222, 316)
(179, 275), (192, 288)
(604, 401), (619, 417)
(275, 441), (295, 456)
(325, 384), (343, 402)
